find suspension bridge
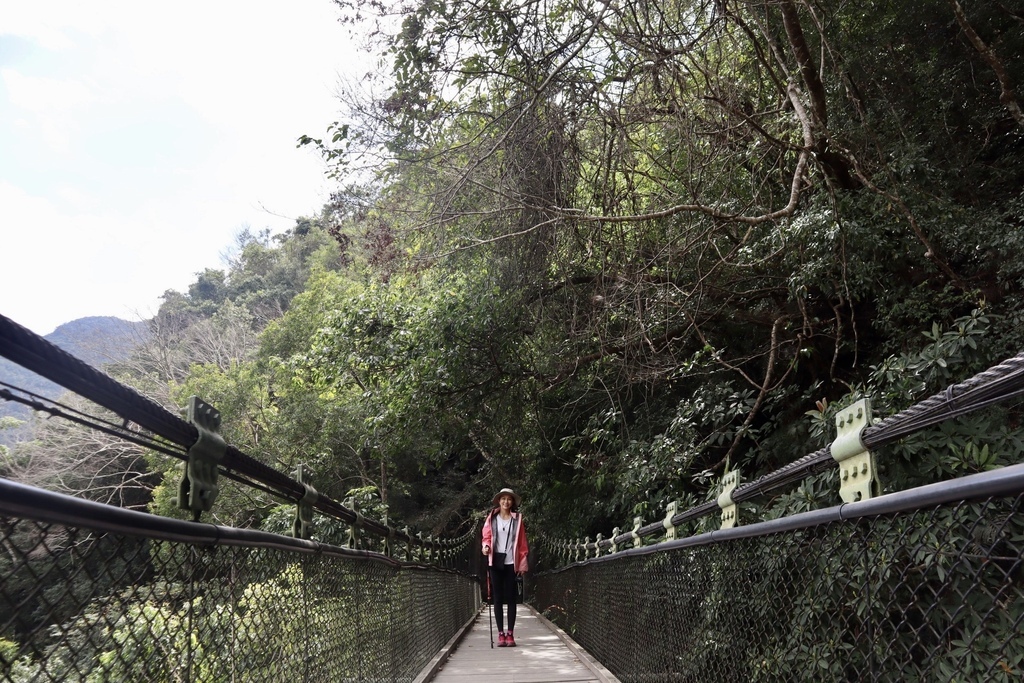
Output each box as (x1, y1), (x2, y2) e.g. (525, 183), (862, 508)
(2, 311), (1022, 682)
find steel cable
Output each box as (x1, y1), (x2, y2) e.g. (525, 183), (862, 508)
(0, 313), (440, 553)
(574, 348), (1024, 555)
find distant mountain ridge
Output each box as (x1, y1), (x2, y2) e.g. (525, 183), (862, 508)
(0, 316), (148, 441)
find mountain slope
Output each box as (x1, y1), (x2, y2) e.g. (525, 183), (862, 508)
(0, 316), (148, 441)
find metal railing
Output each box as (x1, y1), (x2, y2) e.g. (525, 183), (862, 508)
(530, 349), (1024, 681)
(0, 313), (481, 681)
(0, 313), (464, 558)
(541, 348), (1024, 562)
(532, 464), (1024, 681)
(1, 479), (479, 682)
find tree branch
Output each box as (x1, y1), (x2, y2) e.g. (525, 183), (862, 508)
(948, 0), (1024, 129)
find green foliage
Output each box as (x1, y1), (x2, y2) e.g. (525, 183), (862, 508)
(2, 562), (364, 682)
(312, 0), (1024, 539)
(0, 416), (24, 431)
(0, 637), (40, 681)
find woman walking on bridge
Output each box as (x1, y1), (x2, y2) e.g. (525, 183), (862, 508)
(482, 488), (529, 647)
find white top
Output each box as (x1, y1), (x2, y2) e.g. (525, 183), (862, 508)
(494, 514), (514, 564)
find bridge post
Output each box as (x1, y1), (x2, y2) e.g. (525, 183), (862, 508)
(662, 500), (679, 541)
(404, 526), (413, 561)
(718, 469), (741, 529)
(595, 533), (603, 557)
(611, 527), (620, 554)
(831, 397), (879, 503)
(631, 516), (643, 548)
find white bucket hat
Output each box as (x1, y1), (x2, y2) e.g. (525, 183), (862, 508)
(491, 488), (521, 509)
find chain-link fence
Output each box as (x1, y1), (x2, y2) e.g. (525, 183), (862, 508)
(533, 465), (1024, 682)
(1, 480), (480, 682)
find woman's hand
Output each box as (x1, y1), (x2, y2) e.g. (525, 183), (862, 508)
(482, 544), (490, 556)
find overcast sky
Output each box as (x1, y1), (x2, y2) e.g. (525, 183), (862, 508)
(1, 1), (368, 336)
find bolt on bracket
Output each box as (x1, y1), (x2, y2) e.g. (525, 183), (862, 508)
(831, 397), (879, 503)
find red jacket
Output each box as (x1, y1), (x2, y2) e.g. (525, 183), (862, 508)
(482, 510), (529, 573)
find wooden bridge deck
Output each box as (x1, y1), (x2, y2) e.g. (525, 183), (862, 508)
(417, 604), (620, 683)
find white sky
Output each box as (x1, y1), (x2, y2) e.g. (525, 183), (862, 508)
(0, 1), (370, 335)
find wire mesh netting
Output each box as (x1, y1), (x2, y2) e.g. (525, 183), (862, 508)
(1, 513), (479, 682)
(533, 493), (1024, 682)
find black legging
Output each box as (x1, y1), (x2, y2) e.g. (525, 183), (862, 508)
(489, 563), (518, 633)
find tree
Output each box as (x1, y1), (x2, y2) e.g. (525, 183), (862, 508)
(305, 0), (1024, 534)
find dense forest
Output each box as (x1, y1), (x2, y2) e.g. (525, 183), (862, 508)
(5, 0), (1024, 545)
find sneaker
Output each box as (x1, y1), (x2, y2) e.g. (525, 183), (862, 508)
(497, 632), (507, 647)
(506, 632), (516, 647)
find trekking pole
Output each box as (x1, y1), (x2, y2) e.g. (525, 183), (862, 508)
(487, 572), (494, 648)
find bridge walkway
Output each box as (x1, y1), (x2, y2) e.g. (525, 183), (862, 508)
(419, 604), (620, 683)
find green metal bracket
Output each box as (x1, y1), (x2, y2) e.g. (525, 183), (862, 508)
(291, 464), (318, 540)
(346, 497), (362, 549)
(631, 516), (643, 548)
(718, 469), (741, 529)
(177, 396), (225, 521)
(611, 527), (620, 554)
(831, 398), (879, 503)
(663, 500), (679, 541)
(383, 512), (394, 557)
